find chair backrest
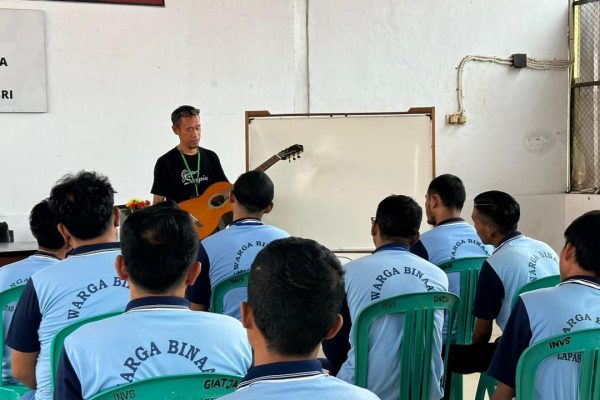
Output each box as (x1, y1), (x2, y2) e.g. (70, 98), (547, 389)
(50, 312), (121, 387)
(511, 274), (560, 308)
(88, 373), (243, 400)
(210, 272), (249, 314)
(437, 257), (487, 344)
(0, 285), (25, 374)
(354, 291), (458, 400)
(516, 328), (600, 400)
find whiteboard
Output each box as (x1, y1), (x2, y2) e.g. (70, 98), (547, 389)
(246, 110), (434, 251)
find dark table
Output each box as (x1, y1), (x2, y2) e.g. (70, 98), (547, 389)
(0, 242), (37, 267)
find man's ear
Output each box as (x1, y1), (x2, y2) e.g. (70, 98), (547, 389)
(240, 301), (254, 330)
(430, 193), (441, 209)
(263, 203), (274, 214)
(172, 125), (178, 135)
(325, 314), (344, 340)
(185, 261), (201, 286)
(115, 255), (129, 280)
(113, 207), (120, 228)
(57, 223), (72, 246)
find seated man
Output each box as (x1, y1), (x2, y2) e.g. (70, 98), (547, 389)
(334, 195), (449, 400)
(0, 199), (68, 385)
(488, 210), (600, 400)
(186, 170), (288, 318)
(446, 191), (559, 389)
(55, 202), (252, 399)
(221, 237), (379, 400)
(411, 174), (492, 296)
(7, 171), (131, 400)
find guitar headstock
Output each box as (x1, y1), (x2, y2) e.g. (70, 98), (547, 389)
(277, 144), (303, 161)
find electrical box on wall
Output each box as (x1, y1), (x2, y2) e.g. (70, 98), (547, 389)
(512, 53), (528, 68)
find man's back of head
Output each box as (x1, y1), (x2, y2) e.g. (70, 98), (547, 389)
(120, 202), (199, 293)
(374, 195), (422, 245)
(246, 237), (344, 357)
(232, 170), (274, 213)
(49, 171), (116, 241)
(29, 199), (65, 251)
(473, 190), (520, 237)
(564, 210), (600, 277)
(427, 174), (466, 211)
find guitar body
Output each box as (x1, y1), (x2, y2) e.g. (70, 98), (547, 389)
(179, 181), (233, 239)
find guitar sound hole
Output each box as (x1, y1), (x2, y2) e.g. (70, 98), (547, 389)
(211, 195), (226, 207)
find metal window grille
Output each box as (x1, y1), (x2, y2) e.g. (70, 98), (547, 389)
(571, 0), (600, 192)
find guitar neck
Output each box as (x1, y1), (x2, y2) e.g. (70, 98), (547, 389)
(254, 155), (281, 172)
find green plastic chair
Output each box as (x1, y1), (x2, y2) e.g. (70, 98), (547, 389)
(210, 272), (249, 314)
(88, 373), (243, 400)
(353, 291), (458, 400)
(511, 275), (561, 308)
(438, 257), (487, 400)
(0, 285), (31, 399)
(516, 328), (600, 399)
(50, 312), (121, 387)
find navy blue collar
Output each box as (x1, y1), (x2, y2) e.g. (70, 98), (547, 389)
(437, 217), (464, 226)
(239, 360), (323, 389)
(562, 275), (600, 285)
(492, 231), (522, 254)
(374, 243), (409, 254)
(126, 296), (190, 311)
(69, 242), (120, 256)
(231, 218), (263, 227)
(34, 251), (61, 260)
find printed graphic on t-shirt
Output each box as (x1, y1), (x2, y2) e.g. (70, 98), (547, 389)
(181, 170), (209, 186)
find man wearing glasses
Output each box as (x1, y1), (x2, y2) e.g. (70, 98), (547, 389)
(151, 105), (228, 204)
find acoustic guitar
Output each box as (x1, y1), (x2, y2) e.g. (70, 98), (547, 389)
(179, 144), (303, 239)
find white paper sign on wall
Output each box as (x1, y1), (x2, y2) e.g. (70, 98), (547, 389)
(0, 9), (47, 112)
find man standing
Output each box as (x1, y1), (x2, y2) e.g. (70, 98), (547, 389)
(186, 170), (288, 319)
(54, 203), (252, 400)
(411, 174), (492, 297)
(488, 211), (600, 400)
(221, 237), (380, 400)
(151, 105), (228, 204)
(7, 171), (131, 400)
(0, 200), (68, 386)
(335, 195), (449, 400)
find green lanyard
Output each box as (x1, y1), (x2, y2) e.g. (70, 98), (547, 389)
(178, 147), (201, 197)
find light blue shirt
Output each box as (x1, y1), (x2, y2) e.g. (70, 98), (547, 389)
(221, 360), (380, 400)
(187, 219), (289, 319)
(6, 243), (130, 400)
(488, 277), (600, 399)
(58, 296), (252, 399)
(0, 252), (59, 384)
(337, 244), (449, 400)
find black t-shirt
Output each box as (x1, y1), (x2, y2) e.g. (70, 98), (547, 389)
(151, 147), (228, 203)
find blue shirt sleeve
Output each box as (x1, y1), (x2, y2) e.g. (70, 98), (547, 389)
(473, 260), (505, 320)
(410, 240), (430, 261)
(185, 241), (211, 306)
(6, 279), (41, 352)
(487, 297), (532, 389)
(54, 348), (83, 400)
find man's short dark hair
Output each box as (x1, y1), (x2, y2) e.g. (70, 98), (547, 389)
(171, 105), (200, 127)
(473, 190), (520, 235)
(49, 171), (116, 240)
(120, 202), (198, 293)
(427, 174), (466, 210)
(248, 237), (345, 356)
(564, 210), (600, 275)
(232, 170), (274, 213)
(30, 199), (65, 250)
(375, 195), (422, 241)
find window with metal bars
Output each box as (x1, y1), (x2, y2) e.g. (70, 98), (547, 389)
(571, 0), (600, 192)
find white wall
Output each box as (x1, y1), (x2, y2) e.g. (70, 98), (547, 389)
(1, 0), (592, 246)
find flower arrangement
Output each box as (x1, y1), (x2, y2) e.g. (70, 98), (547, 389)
(125, 198), (151, 214)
